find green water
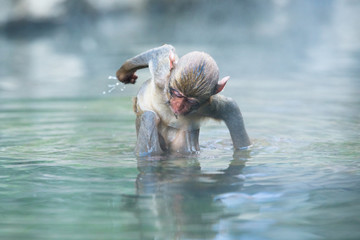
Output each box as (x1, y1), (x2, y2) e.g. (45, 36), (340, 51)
(1, 76), (359, 239)
(1, 1), (360, 239)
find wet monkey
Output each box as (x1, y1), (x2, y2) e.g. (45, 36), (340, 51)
(116, 44), (251, 156)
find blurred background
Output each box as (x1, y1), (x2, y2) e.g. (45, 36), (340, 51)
(1, 1), (360, 240)
(0, 0), (359, 99)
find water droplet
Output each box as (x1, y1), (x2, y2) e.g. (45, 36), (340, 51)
(103, 75), (126, 95)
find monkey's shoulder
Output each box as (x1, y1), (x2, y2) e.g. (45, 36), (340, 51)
(135, 79), (163, 110)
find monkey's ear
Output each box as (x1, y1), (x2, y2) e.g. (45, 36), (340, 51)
(215, 76), (230, 94)
(169, 50), (176, 70)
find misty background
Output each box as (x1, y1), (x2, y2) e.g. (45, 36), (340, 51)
(1, 2), (360, 239)
(0, 0), (359, 100)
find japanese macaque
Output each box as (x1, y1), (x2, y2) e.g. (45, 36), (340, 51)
(116, 44), (250, 156)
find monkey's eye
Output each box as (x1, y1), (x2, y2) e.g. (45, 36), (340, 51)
(187, 98), (199, 106)
(170, 87), (183, 98)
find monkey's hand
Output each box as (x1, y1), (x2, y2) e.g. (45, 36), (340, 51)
(201, 95), (251, 150)
(116, 67), (138, 84)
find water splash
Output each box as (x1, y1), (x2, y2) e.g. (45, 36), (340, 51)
(108, 76), (117, 80)
(103, 75), (126, 94)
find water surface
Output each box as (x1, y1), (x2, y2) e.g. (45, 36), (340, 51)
(1, 1), (360, 240)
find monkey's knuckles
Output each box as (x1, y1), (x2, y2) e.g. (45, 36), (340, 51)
(117, 71), (137, 84)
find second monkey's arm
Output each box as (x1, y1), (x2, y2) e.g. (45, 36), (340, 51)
(200, 95), (251, 150)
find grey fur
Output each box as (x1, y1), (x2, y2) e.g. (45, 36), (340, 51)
(116, 45), (251, 155)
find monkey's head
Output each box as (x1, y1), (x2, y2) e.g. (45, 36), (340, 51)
(167, 51), (229, 116)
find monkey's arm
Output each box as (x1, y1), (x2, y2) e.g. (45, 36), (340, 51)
(201, 95), (251, 150)
(135, 111), (164, 156)
(116, 44), (178, 88)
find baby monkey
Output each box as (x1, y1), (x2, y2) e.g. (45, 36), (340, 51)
(116, 44), (250, 156)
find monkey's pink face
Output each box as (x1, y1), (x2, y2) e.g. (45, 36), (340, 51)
(169, 87), (199, 116)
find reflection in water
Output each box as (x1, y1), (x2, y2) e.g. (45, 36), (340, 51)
(122, 151), (250, 239)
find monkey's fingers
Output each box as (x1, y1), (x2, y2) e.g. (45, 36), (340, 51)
(129, 73), (138, 84)
(117, 70), (137, 84)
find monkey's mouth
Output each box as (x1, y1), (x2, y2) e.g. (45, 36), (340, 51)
(169, 106), (183, 117)
(171, 108), (181, 118)
(170, 107), (193, 119)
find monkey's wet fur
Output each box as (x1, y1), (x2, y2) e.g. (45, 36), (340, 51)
(116, 44), (251, 156)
